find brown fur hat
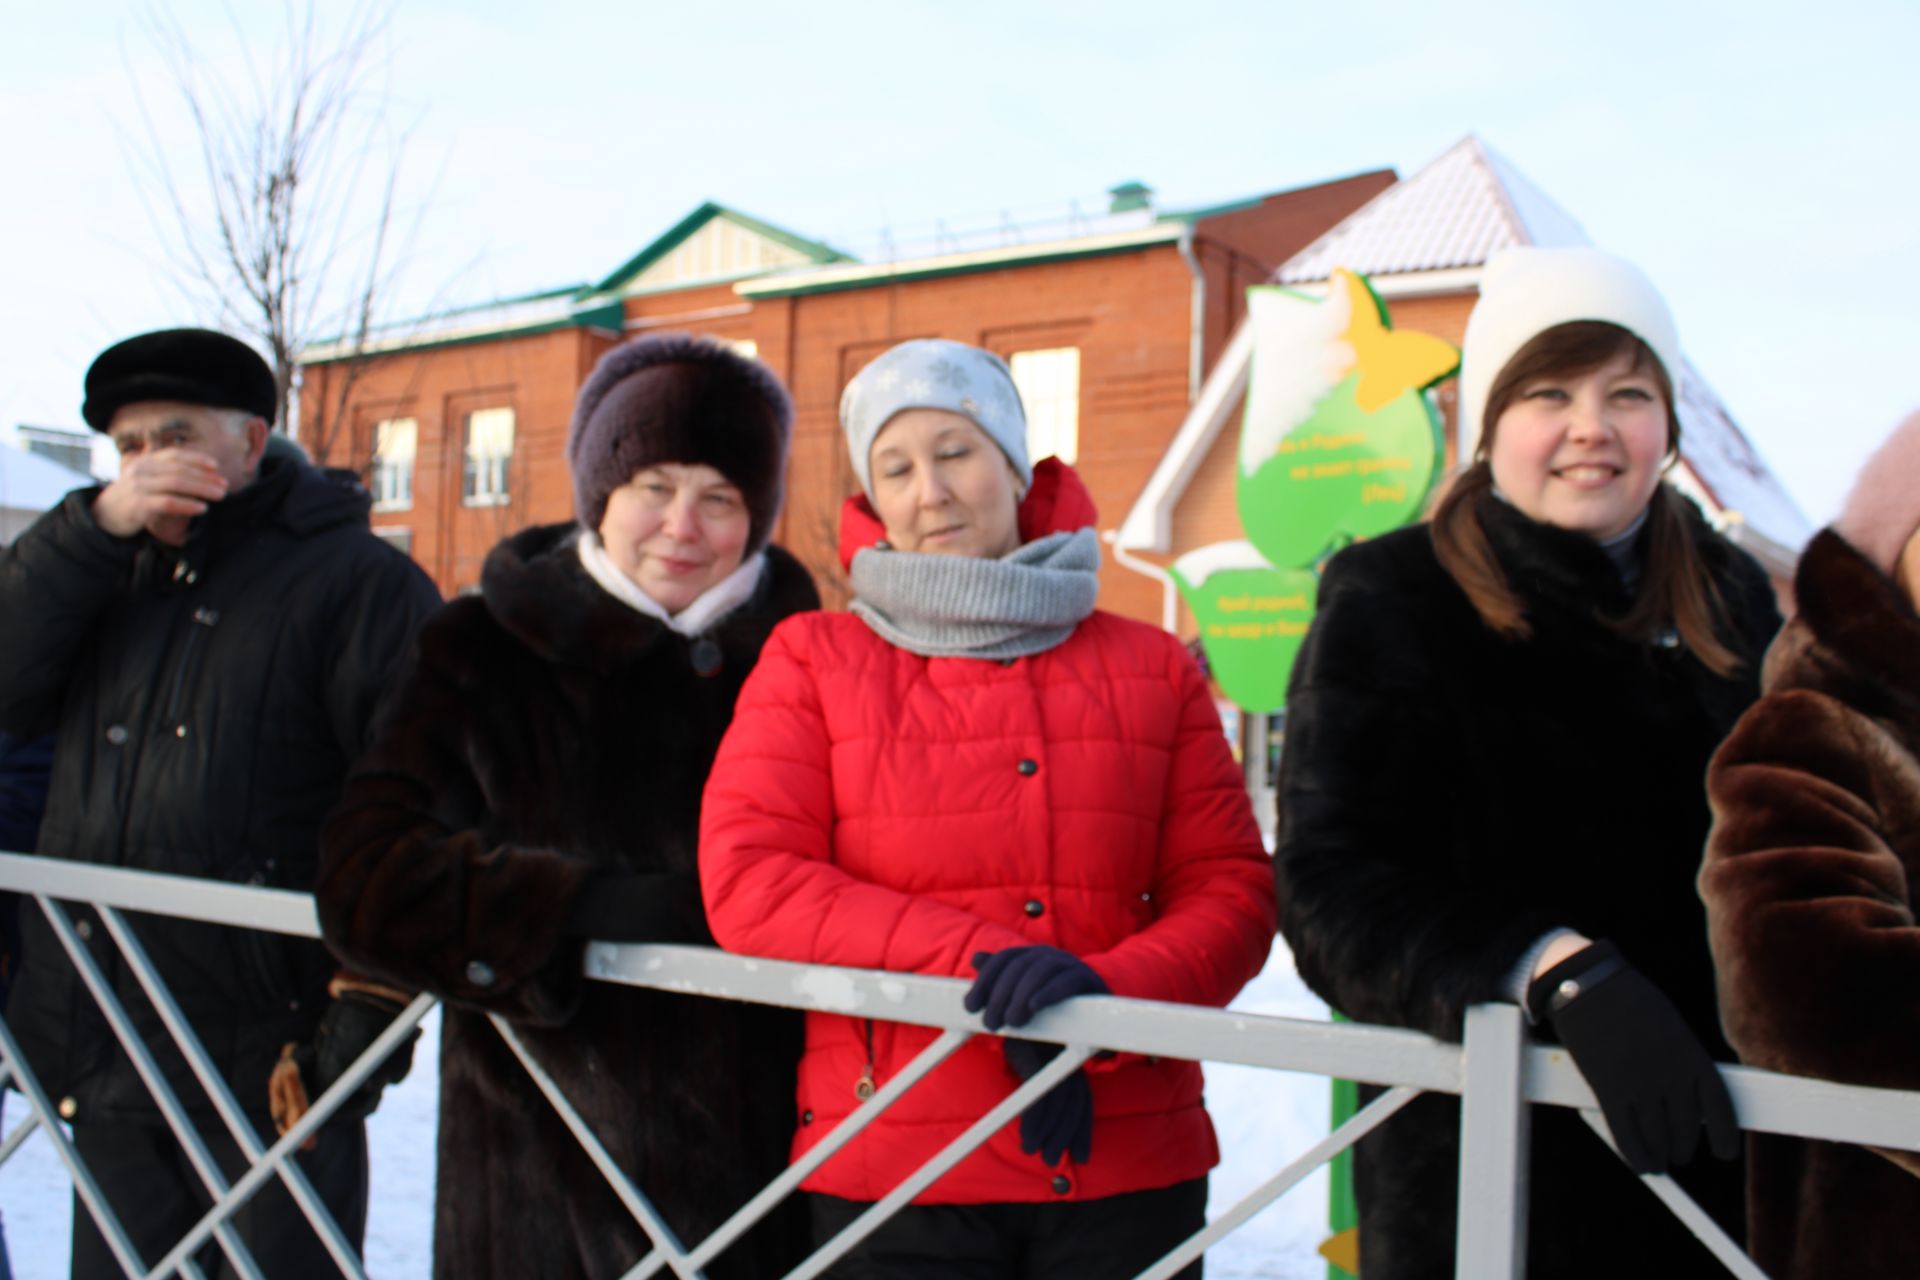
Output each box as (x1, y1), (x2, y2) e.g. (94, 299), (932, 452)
(566, 332), (793, 552)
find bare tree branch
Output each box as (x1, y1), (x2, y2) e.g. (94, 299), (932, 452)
(117, 0), (428, 458)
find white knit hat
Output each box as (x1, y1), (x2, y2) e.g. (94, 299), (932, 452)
(839, 339), (1030, 499)
(1457, 247), (1683, 460)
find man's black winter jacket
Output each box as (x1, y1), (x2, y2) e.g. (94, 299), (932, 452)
(0, 455), (440, 1124)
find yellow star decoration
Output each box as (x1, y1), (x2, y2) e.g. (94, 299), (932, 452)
(1318, 1225), (1359, 1275)
(1334, 267), (1461, 413)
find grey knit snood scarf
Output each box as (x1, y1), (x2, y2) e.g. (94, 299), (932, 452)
(848, 528), (1101, 659)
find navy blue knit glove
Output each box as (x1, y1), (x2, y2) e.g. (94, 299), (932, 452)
(1001, 1038), (1094, 1165)
(967, 948), (1107, 1166)
(964, 946), (1108, 1031)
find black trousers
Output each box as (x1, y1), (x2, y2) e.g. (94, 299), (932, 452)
(806, 1178), (1206, 1280)
(69, 1114), (368, 1280)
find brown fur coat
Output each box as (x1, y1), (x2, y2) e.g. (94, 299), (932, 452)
(318, 524), (818, 1279)
(1703, 528), (1920, 1279)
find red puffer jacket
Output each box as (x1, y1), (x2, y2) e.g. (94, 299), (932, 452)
(700, 461), (1276, 1204)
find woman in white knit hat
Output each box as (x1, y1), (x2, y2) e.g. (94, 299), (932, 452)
(1702, 409), (1920, 1280)
(700, 338), (1276, 1278)
(1273, 247), (1782, 1277)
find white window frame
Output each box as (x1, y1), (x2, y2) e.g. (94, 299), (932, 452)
(370, 525), (414, 555)
(370, 417), (417, 512)
(462, 407), (515, 508)
(1009, 347), (1081, 466)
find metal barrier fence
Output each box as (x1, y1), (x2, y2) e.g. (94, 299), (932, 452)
(3, 849), (1918, 1279)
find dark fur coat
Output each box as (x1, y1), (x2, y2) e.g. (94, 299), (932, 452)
(317, 524), (818, 1280)
(1703, 528), (1920, 1279)
(1275, 494), (1780, 1279)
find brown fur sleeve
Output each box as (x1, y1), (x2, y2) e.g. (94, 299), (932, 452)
(316, 603), (596, 1026)
(1702, 687), (1920, 1093)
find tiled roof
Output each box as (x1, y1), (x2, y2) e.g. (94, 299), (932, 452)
(1277, 135), (1588, 283)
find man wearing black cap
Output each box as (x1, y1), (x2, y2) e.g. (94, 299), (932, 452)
(0, 328), (441, 1277)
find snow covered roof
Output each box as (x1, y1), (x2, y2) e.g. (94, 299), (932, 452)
(1277, 135), (1589, 283)
(1118, 136), (1811, 565)
(301, 285), (617, 364)
(0, 442), (90, 517)
(1671, 363), (1812, 564)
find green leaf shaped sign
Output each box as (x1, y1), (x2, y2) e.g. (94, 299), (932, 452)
(1236, 269), (1456, 570)
(1171, 542), (1319, 714)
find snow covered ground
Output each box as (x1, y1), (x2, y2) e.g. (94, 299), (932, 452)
(0, 941), (1335, 1278)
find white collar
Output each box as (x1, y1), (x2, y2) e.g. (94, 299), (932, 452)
(576, 532), (766, 637)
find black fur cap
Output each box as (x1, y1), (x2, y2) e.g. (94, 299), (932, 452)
(82, 328), (277, 432)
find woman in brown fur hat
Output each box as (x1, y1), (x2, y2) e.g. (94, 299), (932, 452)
(1702, 410), (1920, 1279)
(317, 332), (818, 1279)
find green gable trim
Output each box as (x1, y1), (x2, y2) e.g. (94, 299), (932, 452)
(738, 227), (1181, 299)
(588, 202), (851, 297)
(589, 202), (724, 294)
(301, 300), (624, 366)
(607, 267), (788, 301)
(718, 206), (853, 266)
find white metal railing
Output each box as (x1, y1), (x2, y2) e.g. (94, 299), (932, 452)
(3, 850), (1918, 1279)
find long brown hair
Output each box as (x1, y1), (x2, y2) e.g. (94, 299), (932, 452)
(1430, 321), (1743, 676)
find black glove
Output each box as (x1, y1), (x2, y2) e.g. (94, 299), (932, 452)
(269, 974), (418, 1144)
(1528, 941), (1740, 1175)
(963, 946), (1108, 1031)
(1001, 1038), (1094, 1166)
(563, 869), (708, 943)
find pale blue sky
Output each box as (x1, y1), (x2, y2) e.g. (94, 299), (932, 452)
(3, 0), (1915, 523)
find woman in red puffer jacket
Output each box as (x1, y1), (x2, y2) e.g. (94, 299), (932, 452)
(700, 338), (1275, 1279)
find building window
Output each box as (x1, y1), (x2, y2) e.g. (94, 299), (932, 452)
(1009, 347), (1080, 465)
(18, 425), (95, 476)
(370, 417), (416, 511)
(371, 525), (413, 555)
(462, 407), (515, 507)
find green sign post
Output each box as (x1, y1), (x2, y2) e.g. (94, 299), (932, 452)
(1171, 269), (1457, 1274)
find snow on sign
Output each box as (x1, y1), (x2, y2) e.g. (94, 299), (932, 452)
(1172, 269), (1457, 712)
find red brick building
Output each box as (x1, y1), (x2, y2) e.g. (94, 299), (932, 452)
(298, 170), (1397, 612)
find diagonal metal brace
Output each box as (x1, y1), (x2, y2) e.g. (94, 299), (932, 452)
(0, 1016), (157, 1278)
(36, 894), (264, 1280)
(491, 1015), (704, 1280)
(146, 991), (434, 1278)
(97, 903), (374, 1279)
(1577, 1108), (1771, 1280)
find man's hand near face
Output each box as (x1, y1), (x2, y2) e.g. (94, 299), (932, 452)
(92, 448), (230, 547)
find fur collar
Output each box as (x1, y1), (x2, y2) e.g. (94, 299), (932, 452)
(1766, 529), (1920, 725)
(480, 522), (817, 673)
(1477, 489), (1736, 635)
(1478, 491), (1648, 621)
